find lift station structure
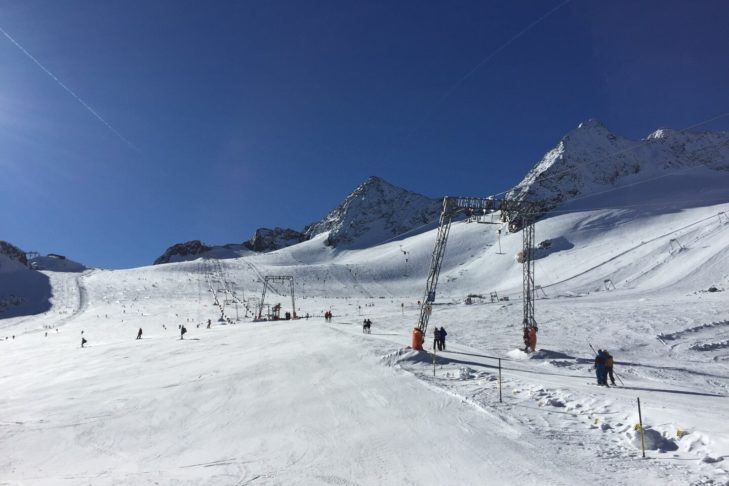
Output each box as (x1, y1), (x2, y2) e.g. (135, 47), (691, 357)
(256, 275), (297, 321)
(412, 195), (539, 351)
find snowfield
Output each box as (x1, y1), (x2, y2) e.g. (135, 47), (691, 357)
(2, 173), (729, 485)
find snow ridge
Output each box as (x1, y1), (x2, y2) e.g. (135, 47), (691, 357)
(507, 119), (729, 218)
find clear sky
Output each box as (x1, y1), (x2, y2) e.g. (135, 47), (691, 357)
(2, 0), (728, 268)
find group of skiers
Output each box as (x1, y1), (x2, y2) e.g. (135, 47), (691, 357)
(594, 349), (616, 386)
(432, 326), (447, 351)
(323, 311), (333, 321)
(362, 318), (372, 334)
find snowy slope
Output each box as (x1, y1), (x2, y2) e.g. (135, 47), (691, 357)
(2, 148), (729, 484)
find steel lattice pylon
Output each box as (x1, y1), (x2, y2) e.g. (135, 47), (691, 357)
(413, 195), (538, 350)
(257, 276), (296, 320)
(521, 214), (536, 329)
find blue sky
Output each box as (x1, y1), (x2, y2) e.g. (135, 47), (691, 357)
(2, 0), (728, 268)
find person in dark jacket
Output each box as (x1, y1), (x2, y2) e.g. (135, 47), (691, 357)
(136, 328), (143, 340)
(594, 349), (607, 385)
(81, 337), (87, 348)
(433, 327), (441, 351)
(439, 327), (447, 351)
(180, 325), (187, 340)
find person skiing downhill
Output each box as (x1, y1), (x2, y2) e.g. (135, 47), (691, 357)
(180, 325), (187, 340)
(136, 328), (143, 340)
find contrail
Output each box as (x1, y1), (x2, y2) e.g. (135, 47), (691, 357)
(406, 0), (572, 138)
(0, 26), (137, 149)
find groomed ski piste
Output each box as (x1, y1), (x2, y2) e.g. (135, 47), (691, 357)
(2, 170), (729, 485)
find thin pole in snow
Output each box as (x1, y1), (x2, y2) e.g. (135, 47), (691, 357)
(637, 397), (646, 458)
(433, 346), (436, 377)
(498, 358), (502, 403)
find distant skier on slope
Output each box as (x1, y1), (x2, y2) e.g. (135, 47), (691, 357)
(81, 337), (87, 348)
(440, 327), (447, 351)
(180, 325), (187, 340)
(136, 328), (143, 340)
(433, 327), (441, 351)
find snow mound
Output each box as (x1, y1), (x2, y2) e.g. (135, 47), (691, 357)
(507, 349), (529, 360)
(380, 347), (433, 367)
(528, 349), (575, 360)
(626, 427), (678, 452)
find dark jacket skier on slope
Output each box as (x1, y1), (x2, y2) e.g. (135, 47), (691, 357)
(180, 326), (187, 340)
(136, 328), (143, 340)
(594, 350), (608, 386)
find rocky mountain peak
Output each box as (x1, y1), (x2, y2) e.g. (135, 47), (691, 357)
(304, 176), (441, 248)
(243, 228), (306, 252)
(154, 240), (212, 265)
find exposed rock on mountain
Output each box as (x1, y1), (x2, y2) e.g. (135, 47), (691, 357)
(0, 241), (28, 267)
(506, 119), (729, 220)
(154, 240), (212, 265)
(243, 228), (306, 252)
(29, 254), (87, 273)
(304, 176), (441, 248)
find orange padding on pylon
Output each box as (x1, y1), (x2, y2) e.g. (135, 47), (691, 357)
(411, 328), (424, 350)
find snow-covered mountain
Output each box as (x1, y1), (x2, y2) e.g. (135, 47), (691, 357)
(304, 176), (441, 248)
(507, 119), (729, 219)
(154, 176), (440, 264)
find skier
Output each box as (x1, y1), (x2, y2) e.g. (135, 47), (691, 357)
(136, 328), (143, 340)
(594, 349), (607, 386)
(439, 326), (448, 351)
(605, 350), (616, 386)
(180, 325), (187, 340)
(207, 319), (211, 329)
(433, 327), (441, 351)
(81, 337), (87, 348)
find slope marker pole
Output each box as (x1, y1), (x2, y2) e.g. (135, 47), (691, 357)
(498, 358), (502, 403)
(637, 397), (646, 458)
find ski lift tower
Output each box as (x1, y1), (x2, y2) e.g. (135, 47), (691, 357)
(256, 276), (297, 321)
(411, 195), (538, 350)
